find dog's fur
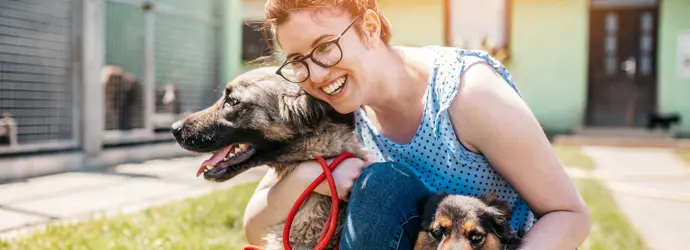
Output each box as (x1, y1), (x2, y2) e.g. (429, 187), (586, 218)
(414, 192), (523, 250)
(171, 67), (369, 249)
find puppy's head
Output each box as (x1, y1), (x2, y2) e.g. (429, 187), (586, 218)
(415, 192), (523, 250)
(171, 66), (352, 182)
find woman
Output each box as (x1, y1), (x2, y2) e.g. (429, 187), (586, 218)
(243, 0), (591, 249)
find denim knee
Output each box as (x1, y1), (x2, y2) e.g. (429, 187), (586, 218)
(352, 162), (423, 195)
(339, 162), (431, 250)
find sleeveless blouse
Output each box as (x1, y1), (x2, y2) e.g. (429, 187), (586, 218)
(353, 46), (537, 235)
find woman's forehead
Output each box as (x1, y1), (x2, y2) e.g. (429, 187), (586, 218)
(276, 9), (352, 54)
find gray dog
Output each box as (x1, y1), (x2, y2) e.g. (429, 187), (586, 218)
(171, 67), (369, 249)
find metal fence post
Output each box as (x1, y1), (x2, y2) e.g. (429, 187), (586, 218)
(144, 2), (156, 136)
(82, 0), (106, 156)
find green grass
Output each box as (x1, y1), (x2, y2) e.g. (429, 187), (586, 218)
(553, 145), (596, 171)
(0, 182), (260, 250)
(552, 146), (647, 250)
(573, 179), (647, 250)
(675, 149), (690, 166)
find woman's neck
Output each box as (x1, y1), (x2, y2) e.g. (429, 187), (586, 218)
(365, 46), (431, 117)
(362, 46), (432, 142)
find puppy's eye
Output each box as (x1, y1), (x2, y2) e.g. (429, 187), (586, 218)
(469, 231), (485, 245)
(430, 227), (446, 241)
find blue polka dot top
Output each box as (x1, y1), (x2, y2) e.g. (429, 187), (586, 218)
(354, 46), (537, 235)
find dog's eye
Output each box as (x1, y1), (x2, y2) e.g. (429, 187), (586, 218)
(469, 231), (485, 245)
(225, 97), (240, 107)
(430, 227), (446, 241)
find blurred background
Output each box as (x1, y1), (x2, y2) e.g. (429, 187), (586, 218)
(0, 0), (689, 249)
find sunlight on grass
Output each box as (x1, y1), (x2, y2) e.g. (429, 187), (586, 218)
(575, 179), (647, 250)
(0, 182), (260, 250)
(675, 149), (690, 166)
(554, 145), (595, 170)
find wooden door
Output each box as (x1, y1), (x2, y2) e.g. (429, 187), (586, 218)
(585, 7), (658, 127)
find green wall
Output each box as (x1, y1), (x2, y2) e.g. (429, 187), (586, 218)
(508, 0), (589, 133)
(222, 0), (243, 85)
(658, 0), (690, 135)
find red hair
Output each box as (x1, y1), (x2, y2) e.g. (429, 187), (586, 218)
(262, 0), (392, 51)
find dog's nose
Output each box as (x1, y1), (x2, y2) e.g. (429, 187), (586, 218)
(171, 120), (184, 136)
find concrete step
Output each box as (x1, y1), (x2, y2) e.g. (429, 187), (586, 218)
(553, 134), (690, 148)
(573, 127), (676, 138)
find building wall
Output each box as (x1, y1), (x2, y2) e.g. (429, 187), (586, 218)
(238, 0), (690, 136)
(658, 0), (690, 135)
(378, 0), (444, 47)
(508, 0), (589, 133)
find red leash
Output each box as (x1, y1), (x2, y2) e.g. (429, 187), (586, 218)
(244, 152), (356, 250)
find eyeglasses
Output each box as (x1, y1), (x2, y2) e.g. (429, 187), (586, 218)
(275, 15), (361, 83)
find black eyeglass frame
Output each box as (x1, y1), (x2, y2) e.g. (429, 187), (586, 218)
(275, 15), (362, 83)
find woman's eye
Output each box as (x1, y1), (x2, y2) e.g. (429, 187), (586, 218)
(316, 43), (331, 53)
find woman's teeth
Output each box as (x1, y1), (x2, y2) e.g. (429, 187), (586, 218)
(322, 76), (346, 96)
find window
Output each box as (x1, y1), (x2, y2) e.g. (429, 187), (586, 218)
(444, 0), (510, 61)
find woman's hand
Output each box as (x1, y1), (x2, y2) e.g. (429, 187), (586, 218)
(295, 157), (369, 201)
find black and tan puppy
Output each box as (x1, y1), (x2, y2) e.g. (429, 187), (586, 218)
(414, 192), (523, 250)
(171, 66), (369, 249)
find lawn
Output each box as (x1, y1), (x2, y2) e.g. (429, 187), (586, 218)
(554, 145), (596, 171)
(0, 182), (259, 250)
(573, 178), (646, 250)
(0, 146), (645, 250)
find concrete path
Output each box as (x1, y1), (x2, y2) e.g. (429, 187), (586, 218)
(571, 146), (690, 250)
(0, 155), (268, 240)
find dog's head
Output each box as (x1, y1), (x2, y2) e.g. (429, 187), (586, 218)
(171, 66), (352, 182)
(414, 192), (523, 250)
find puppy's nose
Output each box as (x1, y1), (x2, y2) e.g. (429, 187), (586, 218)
(171, 120), (184, 136)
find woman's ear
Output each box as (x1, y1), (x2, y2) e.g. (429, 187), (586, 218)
(361, 9), (381, 49)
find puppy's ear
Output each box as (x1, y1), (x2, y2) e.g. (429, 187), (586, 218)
(480, 192), (512, 220)
(417, 193), (448, 229)
(479, 192), (516, 241)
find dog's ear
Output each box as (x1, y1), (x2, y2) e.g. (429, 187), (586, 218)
(479, 192), (516, 242)
(417, 193), (448, 229)
(279, 91), (354, 128)
(279, 93), (330, 129)
(480, 192), (512, 220)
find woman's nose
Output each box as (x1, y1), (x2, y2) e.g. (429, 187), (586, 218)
(307, 61), (330, 84)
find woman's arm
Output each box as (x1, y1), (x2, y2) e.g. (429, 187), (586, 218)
(448, 62), (591, 249)
(242, 158), (366, 245)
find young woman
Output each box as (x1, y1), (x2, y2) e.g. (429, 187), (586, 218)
(242, 1), (591, 249)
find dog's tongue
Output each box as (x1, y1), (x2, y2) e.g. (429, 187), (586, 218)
(197, 145), (234, 177)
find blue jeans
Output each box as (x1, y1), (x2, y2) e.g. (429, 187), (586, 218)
(338, 162), (433, 250)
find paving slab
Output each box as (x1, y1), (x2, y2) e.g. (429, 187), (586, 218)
(611, 192), (690, 250)
(0, 209), (46, 232)
(0, 154), (269, 240)
(582, 146), (690, 177)
(580, 146), (690, 250)
(0, 172), (128, 204)
(6, 178), (192, 218)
